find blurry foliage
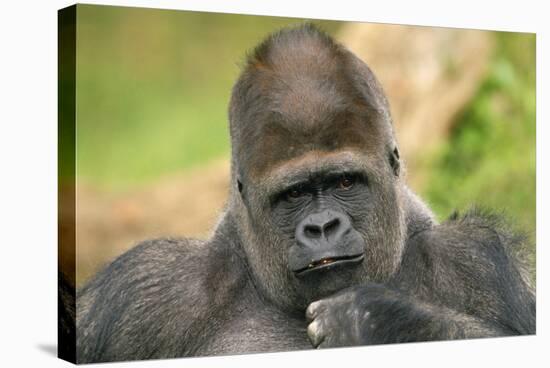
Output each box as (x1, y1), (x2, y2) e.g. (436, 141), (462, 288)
(422, 32), (536, 243)
(74, 5), (341, 190)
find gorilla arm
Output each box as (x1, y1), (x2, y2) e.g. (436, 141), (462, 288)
(76, 234), (248, 363)
(306, 211), (536, 347)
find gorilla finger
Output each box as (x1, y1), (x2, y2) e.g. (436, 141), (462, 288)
(306, 300), (324, 321)
(307, 320), (325, 348)
(317, 335), (336, 349)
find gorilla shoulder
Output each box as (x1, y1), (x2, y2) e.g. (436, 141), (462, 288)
(77, 236), (248, 362)
(403, 209), (531, 277)
(397, 209), (535, 335)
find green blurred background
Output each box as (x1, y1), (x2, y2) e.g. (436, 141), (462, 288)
(63, 5), (535, 284)
(424, 34), (536, 231)
(74, 6), (341, 189)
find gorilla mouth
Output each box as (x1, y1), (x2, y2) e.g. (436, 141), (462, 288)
(293, 253), (364, 277)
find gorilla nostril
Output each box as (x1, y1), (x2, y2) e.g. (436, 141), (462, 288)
(323, 218), (340, 237)
(304, 225), (322, 238)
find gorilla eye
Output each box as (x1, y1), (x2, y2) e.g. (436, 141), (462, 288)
(339, 175), (355, 190)
(283, 185), (308, 201)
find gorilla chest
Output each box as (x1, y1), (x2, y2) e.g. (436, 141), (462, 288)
(200, 303), (312, 355)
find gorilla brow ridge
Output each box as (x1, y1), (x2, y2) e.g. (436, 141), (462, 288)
(259, 150), (383, 198)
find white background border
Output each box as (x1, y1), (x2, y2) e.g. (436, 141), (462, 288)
(0, 1), (547, 367)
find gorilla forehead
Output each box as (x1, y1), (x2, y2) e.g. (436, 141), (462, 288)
(229, 25), (393, 178)
(271, 75), (348, 128)
(233, 61), (387, 177)
(249, 26), (348, 125)
(235, 80), (387, 178)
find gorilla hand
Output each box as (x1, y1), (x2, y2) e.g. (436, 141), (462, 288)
(305, 283), (508, 348)
(305, 284), (415, 348)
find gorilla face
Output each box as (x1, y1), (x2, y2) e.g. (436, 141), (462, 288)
(270, 154), (376, 284)
(239, 150), (405, 310)
(229, 26), (407, 311)
(284, 171), (368, 277)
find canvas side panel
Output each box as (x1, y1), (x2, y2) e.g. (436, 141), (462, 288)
(58, 4), (77, 364)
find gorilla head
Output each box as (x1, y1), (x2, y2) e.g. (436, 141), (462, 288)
(227, 24), (408, 312)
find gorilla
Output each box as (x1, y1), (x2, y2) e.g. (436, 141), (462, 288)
(75, 24), (535, 363)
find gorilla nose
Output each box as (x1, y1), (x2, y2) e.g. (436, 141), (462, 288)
(296, 210), (350, 247)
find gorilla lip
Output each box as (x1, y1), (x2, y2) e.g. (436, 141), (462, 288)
(293, 253), (364, 277)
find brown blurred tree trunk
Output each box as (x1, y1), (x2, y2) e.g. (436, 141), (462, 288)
(338, 23), (494, 187)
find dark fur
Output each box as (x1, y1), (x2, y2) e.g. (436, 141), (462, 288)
(75, 25), (535, 363)
(58, 271), (76, 362)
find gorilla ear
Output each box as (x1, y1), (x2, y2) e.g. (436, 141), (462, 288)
(389, 147), (400, 176)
